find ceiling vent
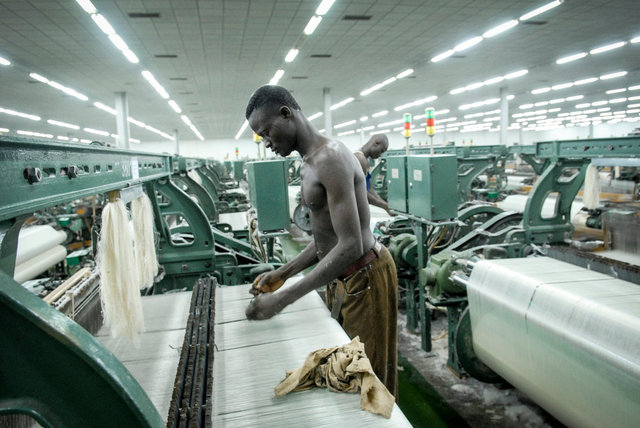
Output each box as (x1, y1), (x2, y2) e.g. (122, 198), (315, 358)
(310, 54), (332, 58)
(343, 15), (372, 21)
(170, 77), (187, 81)
(291, 76), (308, 80)
(522, 20), (547, 25)
(155, 54), (177, 58)
(128, 12), (160, 18)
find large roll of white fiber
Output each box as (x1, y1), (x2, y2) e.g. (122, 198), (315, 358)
(467, 257), (640, 428)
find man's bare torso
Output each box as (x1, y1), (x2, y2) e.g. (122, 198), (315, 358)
(300, 139), (375, 260)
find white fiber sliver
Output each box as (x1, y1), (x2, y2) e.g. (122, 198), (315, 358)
(98, 200), (144, 341)
(131, 192), (158, 289)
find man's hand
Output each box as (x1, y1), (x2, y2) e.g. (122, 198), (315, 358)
(250, 271), (285, 296)
(245, 292), (284, 320)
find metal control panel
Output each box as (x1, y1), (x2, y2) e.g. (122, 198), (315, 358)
(407, 154), (458, 221)
(246, 160), (290, 232)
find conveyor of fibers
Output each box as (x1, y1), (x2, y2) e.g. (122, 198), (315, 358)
(464, 257), (640, 427)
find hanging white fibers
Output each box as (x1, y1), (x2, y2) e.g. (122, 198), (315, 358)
(98, 198), (144, 341)
(583, 163), (600, 210)
(131, 192), (158, 289)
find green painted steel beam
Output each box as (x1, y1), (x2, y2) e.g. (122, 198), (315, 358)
(535, 136), (640, 158)
(0, 269), (164, 427)
(0, 136), (172, 221)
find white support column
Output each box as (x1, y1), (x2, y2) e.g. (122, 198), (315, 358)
(588, 122), (595, 139)
(115, 92), (130, 149)
(173, 129), (180, 155)
(323, 87), (332, 138)
(500, 87), (509, 146)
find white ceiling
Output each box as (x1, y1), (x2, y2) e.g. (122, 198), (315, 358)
(0, 0), (639, 144)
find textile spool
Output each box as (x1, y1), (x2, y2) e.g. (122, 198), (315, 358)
(98, 191), (144, 341)
(14, 225), (68, 283)
(466, 257), (640, 427)
(131, 192), (158, 289)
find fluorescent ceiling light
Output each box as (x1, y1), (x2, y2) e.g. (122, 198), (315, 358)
(315, 0), (335, 15)
(91, 14), (116, 36)
(93, 102), (116, 115)
(17, 130), (53, 138)
(532, 87), (551, 94)
(123, 49), (139, 63)
(362, 126), (374, 131)
(600, 71), (627, 80)
(450, 87), (466, 95)
(181, 115), (192, 126)
(128, 117), (145, 127)
(235, 120), (249, 140)
(566, 95), (584, 101)
(57, 135), (69, 140)
(130, 138), (140, 143)
(431, 50), (454, 63)
(168, 100), (182, 113)
(552, 82), (573, 90)
(372, 110), (388, 118)
(334, 120), (356, 129)
(330, 97), (354, 110)
(75, 0), (96, 14)
(141, 70), (169, 99)
(370, 129), (389, 135)
(631, 36), (640, 44)
(591, 100), (608, 106)
(84, 127), (110, 136)
(338, 130), (355, 137)
(0, 56), (10, 66)
(29, 73), (49, 83)
(629, 95), (640, 101)
(606, 88), (626, 94)
(269, 69), (284, 85)
(556, 52), (587, 64)
(465, 82), (484, 90)
(307, 112), (323, 121)
(483, 76), (504, 85)
(483, 20), (518, 38)
(454, 36), (483, 52)
(0, 128), (8, 132)
(507, 94), (515, 100)
(629, 85), (640, 91)
(378, 119), (403, 128)
(504, 69), (528, 79)
(590, 41), (626, 55)
(609, 98), (627, 104)
(109, 34), (128, 51)
(574, 77), (597, 85)
(549, 98), (565, 104)
(47, 119), (79, 130)
(285, 49), (299, 62)
(520, 1), (563, 21)
(0, 106), (40, 121)
(397, 69), (413, 79)
(304, 16), (322, 35)
(360, 116), (369, 122)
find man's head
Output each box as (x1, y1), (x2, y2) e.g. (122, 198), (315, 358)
(245, 85), (301, 157)
(363, 134), (389, 159)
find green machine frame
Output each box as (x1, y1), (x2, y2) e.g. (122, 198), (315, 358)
(416, 137), (640, 375)
(0, 136), (168, 427)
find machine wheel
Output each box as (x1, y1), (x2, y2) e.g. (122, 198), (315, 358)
(455, 307), (503, 383)
(293, 204), (312, 233)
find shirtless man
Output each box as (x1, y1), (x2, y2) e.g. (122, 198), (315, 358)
(354, 134), (392, 215)
(244, 85), (398, 397)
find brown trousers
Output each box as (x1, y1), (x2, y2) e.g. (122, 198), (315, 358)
(326, 245), (398, 398)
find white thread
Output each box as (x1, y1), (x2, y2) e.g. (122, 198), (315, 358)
(131, 192), (159, 289)
(98, 199), (144, 341)
(583, 163), (600, 210)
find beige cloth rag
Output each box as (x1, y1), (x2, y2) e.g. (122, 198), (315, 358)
(274, 337), (395, 419)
